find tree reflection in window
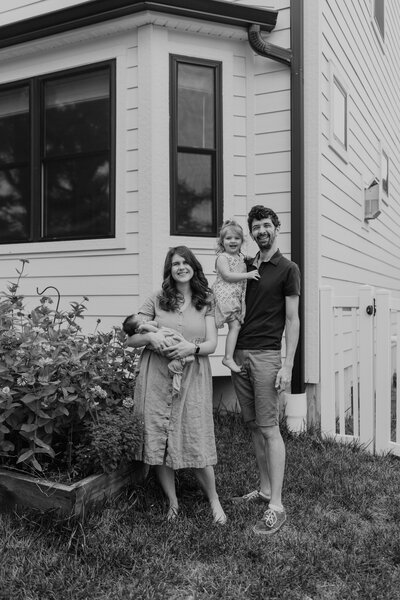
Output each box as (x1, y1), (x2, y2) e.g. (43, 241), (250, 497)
(176, 153), (212, 233)
(44, 158), (110, 238)
(0, 62), (114, 244)
(170, 56), (222, 236)
(0, 86), (30, 241)
(43, 69), (112, 239)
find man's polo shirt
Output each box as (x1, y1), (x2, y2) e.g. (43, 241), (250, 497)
(235, 249), (300, 351)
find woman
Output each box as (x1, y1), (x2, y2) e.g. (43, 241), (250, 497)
(127, 246), (227, 524)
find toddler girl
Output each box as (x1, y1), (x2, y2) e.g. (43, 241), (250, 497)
(212, 220), (259, 372)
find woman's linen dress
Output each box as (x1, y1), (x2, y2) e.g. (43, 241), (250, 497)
(212, 253), (246, 328)
(133, 293), (217, 469)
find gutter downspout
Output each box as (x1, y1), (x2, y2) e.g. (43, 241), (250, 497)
(248, 24), (292, 66)
(248, 1), (305, 395)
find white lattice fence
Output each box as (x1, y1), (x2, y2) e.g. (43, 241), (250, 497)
(320, 286), (375, 452)
(375, 290), (400, 456)
(320, 286), (400, 455)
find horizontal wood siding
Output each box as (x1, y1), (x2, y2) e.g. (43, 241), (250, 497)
(252, 2), (291, 258)
(208, 46), (249, 376)
(321, 0), (400, 296)
(209, 2), (291, 374)
(124, 41), (140, 326)
(0, 1), (293, 378)
(0, 28), (140, 333)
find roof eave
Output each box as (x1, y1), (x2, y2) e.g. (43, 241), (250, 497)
(0, 0), (278, 50)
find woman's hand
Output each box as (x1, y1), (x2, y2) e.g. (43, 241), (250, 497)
(146, 331), (168, 353)
(163, 340), (194, 360)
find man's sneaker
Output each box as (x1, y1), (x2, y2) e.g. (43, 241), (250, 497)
(231, 490), (271, 504)
(253, 507), (287, 535)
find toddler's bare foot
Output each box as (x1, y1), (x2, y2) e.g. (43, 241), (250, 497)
(222, 357), (241, 373)
(167, 504), (179, 522)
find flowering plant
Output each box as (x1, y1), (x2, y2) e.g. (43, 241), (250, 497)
(0, 260), (142, 479)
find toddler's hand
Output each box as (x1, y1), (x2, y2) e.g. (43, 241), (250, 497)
(247, 269), (260, 280)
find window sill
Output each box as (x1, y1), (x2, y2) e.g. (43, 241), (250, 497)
(0, 236), (126, 256)
(328, 140), (349, 165)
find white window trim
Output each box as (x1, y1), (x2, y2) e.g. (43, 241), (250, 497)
(328, 61), (349, 164)
(363, 176), (381, 222)
(380, 142), (389, 206)
(0, 38), (128, 256)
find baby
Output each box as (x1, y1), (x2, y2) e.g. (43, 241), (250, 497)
(122, 314), (194, 392)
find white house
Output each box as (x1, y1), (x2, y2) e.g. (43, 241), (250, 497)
(0, 0), (399, 425)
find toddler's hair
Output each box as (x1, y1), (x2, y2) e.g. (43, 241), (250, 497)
(216, 219), (245, 253)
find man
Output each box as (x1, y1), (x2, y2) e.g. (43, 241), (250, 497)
(231, 205), (300, 535)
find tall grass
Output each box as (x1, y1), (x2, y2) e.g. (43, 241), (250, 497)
(1, 412), (400, 599)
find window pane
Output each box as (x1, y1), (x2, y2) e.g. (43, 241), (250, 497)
(176, 153), (213, 233)
(43, 155), (111, 239)
(0, 86), (29, 165)
(382, 151), (389, 195)
(44, 69), (110, 156)
(375, 0), (384, 37)
(0, 167), (30, 242)
(333, 79), (347, 147)
(178, 64), (214, 148)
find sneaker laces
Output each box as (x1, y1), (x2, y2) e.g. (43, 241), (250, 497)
(262, 508), (278, 528)
(242, 490), (261, 501)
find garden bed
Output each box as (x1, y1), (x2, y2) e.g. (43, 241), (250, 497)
(0, 462), (148, 517)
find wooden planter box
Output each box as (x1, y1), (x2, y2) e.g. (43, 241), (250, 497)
(0, 461), (149, 517)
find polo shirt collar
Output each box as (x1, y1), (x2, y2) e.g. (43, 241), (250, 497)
(252, 249), (282, 268)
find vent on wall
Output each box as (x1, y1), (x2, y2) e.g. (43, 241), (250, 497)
(364, 178), (381, 221)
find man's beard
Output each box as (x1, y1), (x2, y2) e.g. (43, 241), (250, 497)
(256, 230), (276, 250)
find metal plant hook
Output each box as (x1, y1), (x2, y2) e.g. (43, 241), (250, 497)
(36, 285), (61, 318)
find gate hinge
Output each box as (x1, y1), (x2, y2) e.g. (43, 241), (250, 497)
(366, 298), (376, 316)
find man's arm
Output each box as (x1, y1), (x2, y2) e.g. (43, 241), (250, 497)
(275, 295), (300, 393)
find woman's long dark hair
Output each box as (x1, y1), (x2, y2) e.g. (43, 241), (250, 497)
(158, 246), (211, 312)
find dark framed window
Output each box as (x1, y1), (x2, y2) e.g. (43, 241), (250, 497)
(170, 55), (223, 236)
(0, 61), (115, 244)
(374, 0), (385, 39)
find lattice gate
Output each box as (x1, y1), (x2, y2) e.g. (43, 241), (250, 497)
(320, 286), (400, 455)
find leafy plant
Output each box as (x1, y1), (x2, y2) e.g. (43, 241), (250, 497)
(0, 259), (142, 478)
(73, 401), (143, 476)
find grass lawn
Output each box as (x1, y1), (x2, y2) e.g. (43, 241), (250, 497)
(1, 412), (400, 600)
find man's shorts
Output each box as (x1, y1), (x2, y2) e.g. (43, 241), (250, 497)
(231, 349), (282, 427)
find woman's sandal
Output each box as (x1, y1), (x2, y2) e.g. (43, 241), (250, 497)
(167, 505), (179, 522)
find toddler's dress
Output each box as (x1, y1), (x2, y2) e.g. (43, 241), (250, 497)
(212, 252), (246, 328)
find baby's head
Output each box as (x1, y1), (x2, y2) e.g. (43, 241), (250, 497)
(122, 314), (141, 336)
(216, 219), (245, 254)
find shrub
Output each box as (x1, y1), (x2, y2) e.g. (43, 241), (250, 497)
(73, 402), (143, 476)
(0, 260), (142, 479)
